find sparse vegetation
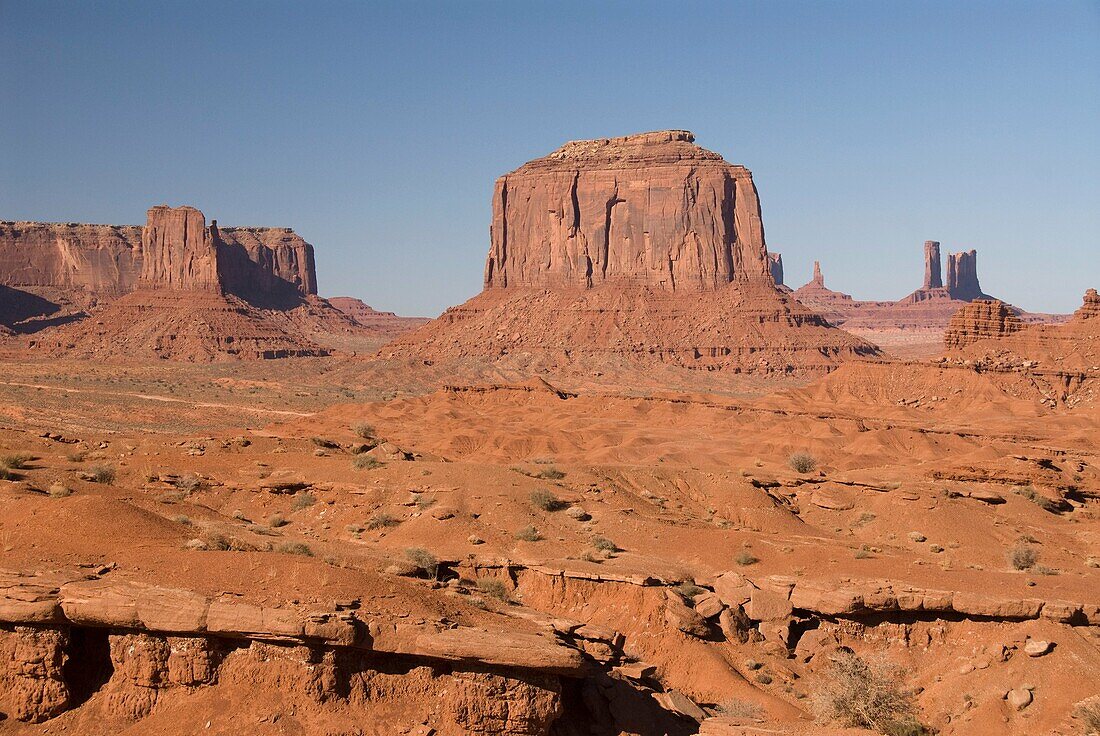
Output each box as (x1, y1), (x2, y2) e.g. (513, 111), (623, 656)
(277, 541), (313, 556)
(476, 578), (510, 602)
(591, 535), (618, 552)
(171, 514), (192, 525)
(292, 492), (316, 511)
(88, 464), (116, 484)
(1008, 544), (1038, 570)
(414, 494), (436, 510)
(788, 452), (817, 474)
(814, 652), (926, 736)
(855, 546), (872, 559)
(535, 467), (566, 480)
(530, 488), (567, 511)
(48, 483), (72, 498)
(514, 525), (541, 542)
(353, 455), (383, 470)
(175, 474), (202, 492)
(405, 547), (439, 578)
(716, 698), (763, 719)
(1013, 484), (1060, 513)
(0, 467), (15, 481)
(735, 550), (759, 566)
(367, 512), (401, 530)
(268, 514), (288, 528)
(677, 582), (707, 601)
(353, 423), (375, 439)
(66, 449), (88, 463)
(754, 672), (773, 685)
(1, 453), (33, 470)
(1074, 700), (1100, 735)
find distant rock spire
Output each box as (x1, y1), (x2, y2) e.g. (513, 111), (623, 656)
(923, 240), (942, 289)
(812, 261), (824, 287)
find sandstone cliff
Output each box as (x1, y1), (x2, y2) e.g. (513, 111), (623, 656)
(943, 299), (1025, 349)
(390, 131), (877, 373)
(484, 130), (773, 291)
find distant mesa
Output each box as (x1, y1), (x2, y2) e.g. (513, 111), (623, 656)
(390, 130), (879, 373)
(328, 297), (430, 338)
(0, 205), (414, 360)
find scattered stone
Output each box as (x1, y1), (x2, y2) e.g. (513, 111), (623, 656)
(1023, 639), (1053, 657)
(1006, 687), (1033, 710)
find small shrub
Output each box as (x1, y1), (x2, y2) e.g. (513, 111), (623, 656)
(1, 453), (33, 470)
(48, 483), (72, 498)
(1074, 700), (1100, 735)
(1013, 485), (1060, 513)
(268, 514), (288, 528)
(1008, 544), (1038, 570)
(813, 652), (924, 735)
(204, 533), (231, 551)
(855, 546), (872, 559)
(754, 672), (773, 685)
(89, 465), (116, 484)
(353, 423), (375, 439)
(346, 523), (365, 534)
(171, 514), (192, 525)
(514, 525), (541, 542)
(405, 547), (439, 578)
(0, 467), (15, 481)
(716, 698), (763, 719)
(677, 582), (707, 601)
(277, 541), (313, 556)
(591, 536), (618, 552)
(67, 449), (88, 463)
(530, 488), (567, 511)
(353, 455), (383, 470)
(535, 467), (566, 480)
(414, 494), (436, 510)
(476, 578), (510, 601)
(367, 512), (400, 530)
(1033, 564), (1058, 576)
(292, 492), (316, 511)
(788, 452), (817, 474)
(175, 474), (202, 492)
(735, 550), (759, 566)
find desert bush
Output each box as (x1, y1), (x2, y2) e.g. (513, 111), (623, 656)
(292, 492), (316, 511)
(367, 512), (401, 530)
(277, 541), (313, 556)
(353, 423), (375, 439)
(1008, 544), (1038, 570)
(353, 455), (383, 470)
(814, 652), (924, 735)
(0, 467), (15, 481)
(67, 449), (88, 463)
(1075, 700), (1100, 735)
(591, 535), (618, 552)
(514, 525), (541, 542)
(754, 672), (773, 685)
(204, 533), (231, 551)
(1, 453), (33, 470)
(268, 514), (288, 528)
(414, 494), (436, 510)
(47, 483), (72, 497)
(476, 578), (510, 602)
(405, 547), (439, 578)
(535, 467), (566, 480)
(788, 452), (817, 474)
(89, 464), (116, 484)
(1013, 485), (1060, 513)
(677, 582), (707, 601)
(716, 698), (763, 719)
(175, 474), (202, 492)
(735, 550), (759, 566)
(530, 488), (567, 511)
(171, 514), (192, 525)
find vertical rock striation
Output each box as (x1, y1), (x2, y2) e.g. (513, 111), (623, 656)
(923, 240), (943, 289)
(947, 249), (984, 301)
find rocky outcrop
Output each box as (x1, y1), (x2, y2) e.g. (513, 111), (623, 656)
(947, 249), (984, 301)
(484, 130), (772, 291)
(391, 131), (879, 373)
(1, 206), (318, 303)
(923, 240), (943, 289)
(944, 299), (1025, 349)
(767, 252), (784, 286)
(328, 296), (430, 337)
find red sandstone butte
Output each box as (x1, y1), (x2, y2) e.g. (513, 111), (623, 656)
(389, 130), (878, 373)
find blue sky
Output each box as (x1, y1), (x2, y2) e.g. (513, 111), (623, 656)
(2, 0), (1097, 315)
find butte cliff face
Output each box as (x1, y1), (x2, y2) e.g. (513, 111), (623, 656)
(943, 299), (1025, 349)
(2, 205), (378, 360)
(484, 130), (772, 291)
(390, 131), (878, 373)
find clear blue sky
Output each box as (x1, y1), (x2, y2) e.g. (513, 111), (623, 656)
(2, 1), (1097, 316)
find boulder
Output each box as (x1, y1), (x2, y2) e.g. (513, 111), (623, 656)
(745, 588), (793, 622)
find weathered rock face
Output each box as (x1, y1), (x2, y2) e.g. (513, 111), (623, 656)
(767, 252), (784, 286)
(1, 206), (318, 301)
(947, 249), (983, 301)
(944, 299), (1025, 349)
(484, 130), (773, 291)
(923, 241), (943, 289)
(328, 296), (430, 337)
(0, 221), (142, 294)
(139, 206), (220, 291)
(393, 131), (878, 373)
(1075, 288), (1100, 320)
